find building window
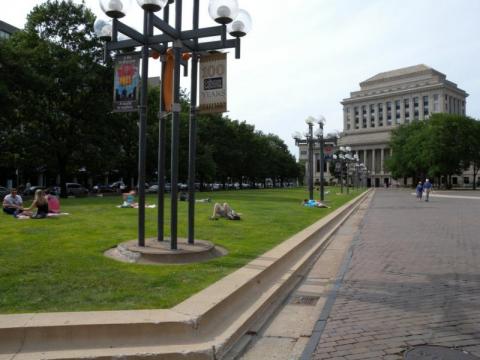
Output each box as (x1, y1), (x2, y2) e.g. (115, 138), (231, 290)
(354, 106), (359, 129)
(0, 30), (10, 40)
(370, 104), (375, 127)
(462, 100), (465, 115)
(452, 177), (458, 185)
(362, 105), (367, 128)
(378, 103), (383, 127)
(395, 100), (400, 124)
(404, 99), (410, 122)
(464, 177), (470, 184)
(433, 94), (439, 113)
(386, 101), (392, 126)
(423, 96), (429, 116)
(413, 97), (419, 120)
(300, 151), (307, 156)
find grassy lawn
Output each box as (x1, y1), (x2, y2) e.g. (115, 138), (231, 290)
(0, 187), (363, 314)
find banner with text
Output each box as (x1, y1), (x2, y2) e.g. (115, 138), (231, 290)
(199, 53), (227, 114)
(113, 54), (140, 112)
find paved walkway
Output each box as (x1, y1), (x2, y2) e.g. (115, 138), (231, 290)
(312, 189), (480, 360)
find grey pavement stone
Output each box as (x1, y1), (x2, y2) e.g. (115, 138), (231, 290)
(312, 189), (480, 360)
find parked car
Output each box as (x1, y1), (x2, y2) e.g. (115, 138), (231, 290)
(0, 186), (9, 199)
(65, 183), (88, 197)
(23, 186), (45, 196)
(110, 181), (126, 192)
(93, 184), (115, 193)
(146, 184), (158, 193)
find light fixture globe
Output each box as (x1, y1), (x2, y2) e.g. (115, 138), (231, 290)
(292, 131), (302, 140)
(227, 9), (252, 37)
(209, 0), (239, 24)
(94, 18), (112, 40)
(99, 0), (129, 18)
(136, 0), (167, 12)
(305, 116), (315, 125)
(317, 115), (326, 126)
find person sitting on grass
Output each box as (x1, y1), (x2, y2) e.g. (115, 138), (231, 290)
(121, 190), (138, 208)
(2, 188), (23, 216)
(210, 202), (241, 220)
(22, 189), (49, 219)
(45, 189), (61, 213)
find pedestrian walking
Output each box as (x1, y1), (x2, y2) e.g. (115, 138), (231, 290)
(423, 178), (433, 202)
(416, 181), (423, 201)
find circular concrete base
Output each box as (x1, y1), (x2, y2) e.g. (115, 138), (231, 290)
(105, 238), (227, 265)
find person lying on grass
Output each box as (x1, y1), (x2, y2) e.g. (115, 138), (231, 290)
(302, 199), (329, 208)
(210, 202), (241, 220)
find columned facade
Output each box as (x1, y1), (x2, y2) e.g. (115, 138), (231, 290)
(340, 64), (469, 187)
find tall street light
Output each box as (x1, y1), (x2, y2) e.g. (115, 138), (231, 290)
(96, 0), (252, 250)
(304, 116), (315, 200)
(314, 115), (326, 201)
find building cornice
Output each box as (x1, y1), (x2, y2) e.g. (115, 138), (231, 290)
(341, 82), (468, 105)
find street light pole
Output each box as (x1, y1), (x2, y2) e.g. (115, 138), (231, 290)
(316, 116), (326, 201)
(96, 0), (252, 249)
(304, 117), (316, 200)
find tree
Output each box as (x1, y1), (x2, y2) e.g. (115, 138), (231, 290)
(387, 114), (478, 188)
(3, 0), (115, 193)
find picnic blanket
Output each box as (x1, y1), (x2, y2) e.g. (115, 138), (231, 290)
(15, 212), (70, 220)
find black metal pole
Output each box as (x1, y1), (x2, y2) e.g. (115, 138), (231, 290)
(187, 0), (199, 245)
(138, 10), (150, 247)
(157, 4), (170, 242)
(319, 129), (325, 201)
(340, 159), (344, 194)
(346, 162), (350, 194)
(308, 124), (314, 200)
(170, 0), (182, 250)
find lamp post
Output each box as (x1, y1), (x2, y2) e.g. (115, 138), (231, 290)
(315, 115), (326, 201)
(305, 117), (315, 200)
(96, 0), (251, 249)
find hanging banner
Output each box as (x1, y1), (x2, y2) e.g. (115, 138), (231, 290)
(113, 54), (140, 112)
(324, 144), (335, 161)
(198, 53), (227, 114)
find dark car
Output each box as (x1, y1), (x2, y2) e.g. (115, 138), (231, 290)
(23, 186), (45, 196)
(65, 183), (88, 197)
(93, 184), (115, 193)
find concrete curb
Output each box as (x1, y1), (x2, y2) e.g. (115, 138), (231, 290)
(0, 190), (371, 360)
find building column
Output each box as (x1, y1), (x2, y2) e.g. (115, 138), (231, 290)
(374, 103), (379, 128)
(372, 148), (376, 175)
(400, 98), (405, 124)
(381, 148), (385, 174)
(409, 97), (414, 122)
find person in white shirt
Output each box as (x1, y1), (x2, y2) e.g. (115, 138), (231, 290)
(2, 188), (23, 215)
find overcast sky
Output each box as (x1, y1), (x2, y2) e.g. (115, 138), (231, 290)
(3, 0), (480, 156)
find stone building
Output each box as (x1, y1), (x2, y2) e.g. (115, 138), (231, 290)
(339, 64), (469, 187)
(0, 20), (19, 40)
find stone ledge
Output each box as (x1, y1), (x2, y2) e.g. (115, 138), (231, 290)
(0, 191), (371, 360)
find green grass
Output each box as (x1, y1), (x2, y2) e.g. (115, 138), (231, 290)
(0, 187), (363, 314)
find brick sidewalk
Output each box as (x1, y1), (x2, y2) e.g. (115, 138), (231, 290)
(312, 189), (480, 360)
